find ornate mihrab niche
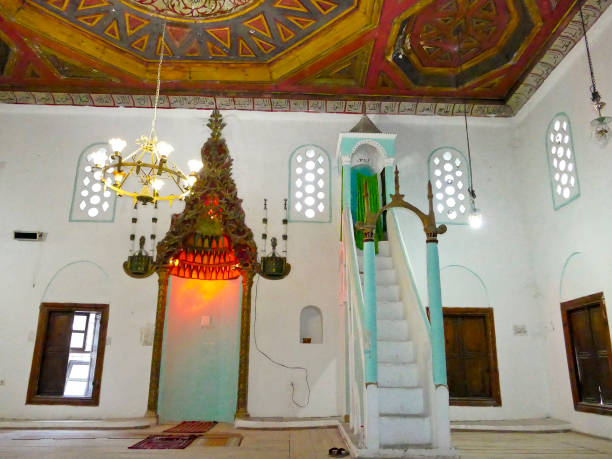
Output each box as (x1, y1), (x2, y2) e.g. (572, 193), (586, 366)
(124, 0), (260, 20)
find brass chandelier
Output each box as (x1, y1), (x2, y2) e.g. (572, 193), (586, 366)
(91, 25), (203, 205)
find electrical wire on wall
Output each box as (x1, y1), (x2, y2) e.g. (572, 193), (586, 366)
(252, 274), (311, 408)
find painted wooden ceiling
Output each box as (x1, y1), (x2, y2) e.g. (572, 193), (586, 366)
(0, 0), (609, 115)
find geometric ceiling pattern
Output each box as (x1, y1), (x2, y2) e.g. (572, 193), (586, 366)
(0, 0), (609, 116)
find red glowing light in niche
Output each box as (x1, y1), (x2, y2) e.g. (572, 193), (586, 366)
(168, 234), (240, 280)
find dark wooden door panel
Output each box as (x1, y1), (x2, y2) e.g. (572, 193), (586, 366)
(463, 357), (491, 398)
(561, 292), (612, 415)
(460, 317), (488, 352)
(441, 307), (501, 406)
(37, 311), (72, 395)
(447, 356), (465, 398)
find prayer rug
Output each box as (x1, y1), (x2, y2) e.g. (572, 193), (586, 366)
(201, 433), (243, 447)
(128, 434), (197, 449)
(163, 421), (217, 434)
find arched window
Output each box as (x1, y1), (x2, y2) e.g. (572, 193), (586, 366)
(69, 143), (117, 222)
(428, 147), (470, 224)
(300, 305), (323, 344)
(546, 113), (580, 210)
(288, 145), (331, 222)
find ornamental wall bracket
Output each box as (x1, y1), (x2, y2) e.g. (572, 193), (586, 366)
(123, 235), (156, 278)
(256, 199), (291, 280)
(355, 166), (447, 243)
(257, 237), (291, 280)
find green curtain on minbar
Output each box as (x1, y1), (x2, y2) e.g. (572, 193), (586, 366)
(355, 172), (383, 253)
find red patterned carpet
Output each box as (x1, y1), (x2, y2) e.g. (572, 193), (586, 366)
(163, 421), (217, 434)
(128, 434), (198, 449)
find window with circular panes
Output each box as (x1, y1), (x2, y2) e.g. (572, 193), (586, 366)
(69, 143), (117, 222)
(428, 147), (470, 224)
(546, 113), (580, 210)
(288, 145), (331, 222)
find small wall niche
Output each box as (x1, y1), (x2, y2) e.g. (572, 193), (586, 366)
(300, 306), (323, 344)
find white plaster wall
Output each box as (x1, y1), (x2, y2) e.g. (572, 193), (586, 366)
(0, 106), (346, 419)
(5, 38), (608, 424)
(371, 115), (549, 421)
(513, 7), (612, 439)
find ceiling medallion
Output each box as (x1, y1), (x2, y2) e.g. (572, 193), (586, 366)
(124, 0), (259, 20)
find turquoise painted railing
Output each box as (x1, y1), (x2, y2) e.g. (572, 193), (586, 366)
(342, 209), (370, 427)
(389, 209), (451, 386)
(389, 209), (431, 335)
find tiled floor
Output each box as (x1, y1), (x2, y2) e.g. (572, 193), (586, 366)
(0, 424), (611, 458)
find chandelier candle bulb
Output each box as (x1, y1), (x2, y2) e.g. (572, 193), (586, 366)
(188, 159), (203, 172)
(157, 141), (174, 157)
(91, 149), (108, 167)
(109, 138), (127, 153)
(152, 179), (165, 191)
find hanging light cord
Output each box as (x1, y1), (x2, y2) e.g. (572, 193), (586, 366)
(252, 275), (311, 408)
(464, 108), (476, 200)
(149, 23), (166, 138)
(456, 30), (477, 200)
(579, 6), (602, 115)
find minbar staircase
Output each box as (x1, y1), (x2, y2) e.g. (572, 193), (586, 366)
(359, 241), (432, 448)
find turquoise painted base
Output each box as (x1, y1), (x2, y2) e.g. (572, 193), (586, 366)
(158, 277), (241, 423)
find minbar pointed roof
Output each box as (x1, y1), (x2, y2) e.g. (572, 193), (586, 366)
(349, 114), (382, 134)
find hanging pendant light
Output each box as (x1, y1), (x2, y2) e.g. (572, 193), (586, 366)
(579, 6), (611, 147)
(463, 107), (483, 229)
(92, 24), (202, 206)
(455, 30), (483, 228)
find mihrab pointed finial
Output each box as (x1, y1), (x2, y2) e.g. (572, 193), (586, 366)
(394, 166), (400, 195)
(207, 109), (225, 141)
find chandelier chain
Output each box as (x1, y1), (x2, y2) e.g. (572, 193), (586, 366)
(579, 7), (597, 95)
(150, 22), (167, 138)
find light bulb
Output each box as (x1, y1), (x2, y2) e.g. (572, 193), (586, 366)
(591, 116), (612, 147)
(152, 178), (165, 191)
(188, 159), (203, 173)
(109, 138), (127, 153)
(469, 208), (483, 229)
(90, 148), (108, 166)
(157, 141), (174, 157)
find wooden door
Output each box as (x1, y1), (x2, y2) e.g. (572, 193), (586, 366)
(562, 293), (612, 414)
(442, 307), (501, 406)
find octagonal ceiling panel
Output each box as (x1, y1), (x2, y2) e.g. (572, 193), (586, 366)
(0, 0), (610, 116)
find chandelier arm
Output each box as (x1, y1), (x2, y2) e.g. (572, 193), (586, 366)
(122, 163), (139, 185)
(169, 173), (187, 192)
(122, 147), (147, 163)
(107, 162), (186, 180)
(160, 158), (188, 179)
